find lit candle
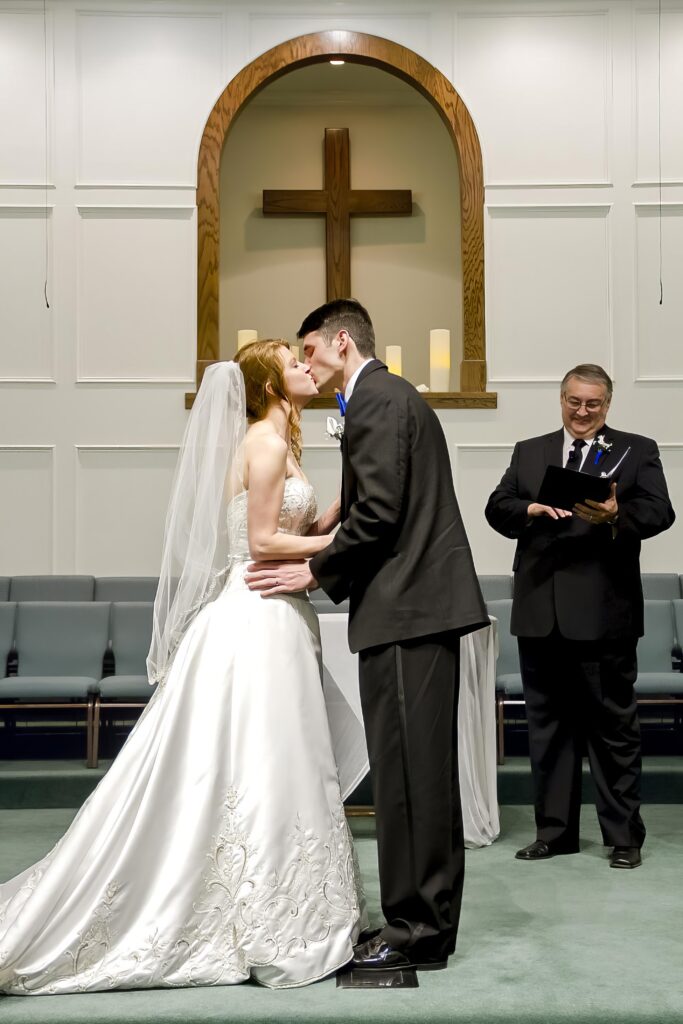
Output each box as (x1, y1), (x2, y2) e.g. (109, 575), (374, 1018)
(385, 345), (402, 376)
(237, 329), (258, 350)
(430, 329), (450, 392)
(290, 345), (300, 362)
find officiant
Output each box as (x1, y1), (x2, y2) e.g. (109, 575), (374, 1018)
(485, 364), (675, 869)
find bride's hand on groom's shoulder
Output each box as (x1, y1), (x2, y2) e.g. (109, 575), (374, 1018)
(245, 560), (318, 597)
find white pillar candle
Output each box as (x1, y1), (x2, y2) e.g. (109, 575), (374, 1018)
(385, 345), (402, 377)
(430, 329), (451, 392)
(290, 345), (300, 362)
(237, 329), (258, 350)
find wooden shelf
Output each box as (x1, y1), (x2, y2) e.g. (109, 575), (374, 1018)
(186, 390), (497, 410)
(307, 391), (497, 410)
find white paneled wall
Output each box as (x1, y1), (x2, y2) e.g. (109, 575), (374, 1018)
(0, 448), (54, 574)
(486, 205), (612, 382)
(74, 446), (179, 574)
(455, 10), (611, 186)
(0, 0), (682, 578)
(76, 206), (196, 382)
(0, 207), (54, 380)
(76, 11), (224, 186)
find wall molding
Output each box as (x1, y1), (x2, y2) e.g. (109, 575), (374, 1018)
(455, 6), (612, 187)
(0, 378), (57, 385)
(0, 205), (54, 381)
(75, 204), (195, 385)
(75, 183), (196, 190)
(486, 181), (614, 190)
(450, 441), (514, 488)
(75, 378), (194, 386)
(633, 202), (683, 382)
(73, 444), (180, 572)
(75, 7), (224, 187)
(0, 444), (56, 572)
(486, 203), (613, 384)
(74, 444), (181, 452)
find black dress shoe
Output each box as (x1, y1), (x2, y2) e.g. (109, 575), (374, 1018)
(352, 937), (411, 971)
(357, 926), (383, 944)
(609, 846), (642, 869)
(351, 936), (448, 972)
(515, 839), (580, 861)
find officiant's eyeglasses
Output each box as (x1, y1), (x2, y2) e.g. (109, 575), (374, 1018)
(562, 396), (605, 412)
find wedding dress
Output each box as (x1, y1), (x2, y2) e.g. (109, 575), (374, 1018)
(0, 478), (364, 995)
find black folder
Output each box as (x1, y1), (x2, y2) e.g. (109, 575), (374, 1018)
(537, 465), (611, 511)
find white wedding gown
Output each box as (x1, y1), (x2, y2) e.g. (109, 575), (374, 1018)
(0, 479), (364, 995)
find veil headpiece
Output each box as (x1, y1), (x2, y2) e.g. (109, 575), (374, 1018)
(147, 362), (246, 685)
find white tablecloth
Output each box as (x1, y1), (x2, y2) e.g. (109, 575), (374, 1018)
(318, 615), (500, 848)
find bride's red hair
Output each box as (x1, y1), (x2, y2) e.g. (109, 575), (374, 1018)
(233, 340), (302, 463)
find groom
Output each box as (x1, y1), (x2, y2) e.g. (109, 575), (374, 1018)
(247, 298), (488, 970)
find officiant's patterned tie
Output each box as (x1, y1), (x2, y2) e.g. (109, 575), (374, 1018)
(565, 438), (586, 471)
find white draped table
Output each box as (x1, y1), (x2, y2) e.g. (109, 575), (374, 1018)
(318, 615), (500, 848)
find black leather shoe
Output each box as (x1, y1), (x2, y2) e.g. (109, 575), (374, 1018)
(357, 926), (383, 944)
(351, 937), (411, 971)
(352, 936), (448, 972)
(609, 846), (642, 869)
(515, 839), (580, 861)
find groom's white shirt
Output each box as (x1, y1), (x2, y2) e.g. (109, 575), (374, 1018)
(344, 358), (374, 402)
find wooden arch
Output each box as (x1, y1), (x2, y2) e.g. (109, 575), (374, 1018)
(194, 30), (494, 409)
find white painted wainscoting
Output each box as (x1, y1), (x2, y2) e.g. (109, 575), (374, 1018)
(0, 0), (681, 577)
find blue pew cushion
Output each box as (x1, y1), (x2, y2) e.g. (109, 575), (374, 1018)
(9, 576), (95, 601)
(635, 673), (683, 696)
(95, 675), (155, 700)
(0, 676), (97, 700)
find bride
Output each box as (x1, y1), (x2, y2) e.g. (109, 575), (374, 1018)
(0, 342), (366, 995)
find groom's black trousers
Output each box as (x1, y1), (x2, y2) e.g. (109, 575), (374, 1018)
(358, 630), (464, 957)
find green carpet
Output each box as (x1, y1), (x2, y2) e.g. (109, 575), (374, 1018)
(2, 757), (683, 808)
(1, 805), (682, 1023)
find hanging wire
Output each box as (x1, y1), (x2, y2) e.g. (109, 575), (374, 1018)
(658, 0), (663, 305)
(43, 0), (50, 308)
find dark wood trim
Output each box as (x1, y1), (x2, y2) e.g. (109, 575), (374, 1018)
(192, 30), (493, 407)
(186, 390), (496, 411)
(307, 391), (497, 410)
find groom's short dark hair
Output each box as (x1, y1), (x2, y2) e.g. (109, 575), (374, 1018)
(297, 298), (376, 358)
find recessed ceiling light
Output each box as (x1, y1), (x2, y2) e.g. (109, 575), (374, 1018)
(330, 60), (345, 66)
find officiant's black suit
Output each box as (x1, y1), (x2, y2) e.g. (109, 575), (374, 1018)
(485, 426), (675, 848)
(310, 360), (488, 959)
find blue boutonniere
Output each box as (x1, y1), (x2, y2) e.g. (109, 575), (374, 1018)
(593, 433), (613, 466)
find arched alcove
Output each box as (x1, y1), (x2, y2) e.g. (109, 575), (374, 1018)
(193, 30), (495, 410)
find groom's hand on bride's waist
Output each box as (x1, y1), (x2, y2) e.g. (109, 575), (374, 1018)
(245, 560), (318, 597)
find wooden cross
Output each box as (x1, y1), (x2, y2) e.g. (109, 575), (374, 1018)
(263, 128), (412, 300)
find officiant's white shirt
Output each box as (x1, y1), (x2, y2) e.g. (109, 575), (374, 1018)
(563, 427), (595, 470)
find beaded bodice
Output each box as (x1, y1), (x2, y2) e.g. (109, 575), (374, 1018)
(226, 478), (317, 560)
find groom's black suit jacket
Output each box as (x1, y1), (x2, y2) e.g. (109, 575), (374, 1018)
(310, 360), (488, 654)
(485, 426), (675, 641)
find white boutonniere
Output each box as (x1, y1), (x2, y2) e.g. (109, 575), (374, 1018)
(592, 434), (613, 468)
(326, 416), (344, 445)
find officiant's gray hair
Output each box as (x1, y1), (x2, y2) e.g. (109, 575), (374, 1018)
(297, 298), (376, 358)
(561, 364), (613, 400)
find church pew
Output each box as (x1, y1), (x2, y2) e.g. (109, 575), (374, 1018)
(9, 576), (95, 601)
(0, 602), (109, 764)
(95, 578), (159, 602)
(89, 602), (155, 768)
